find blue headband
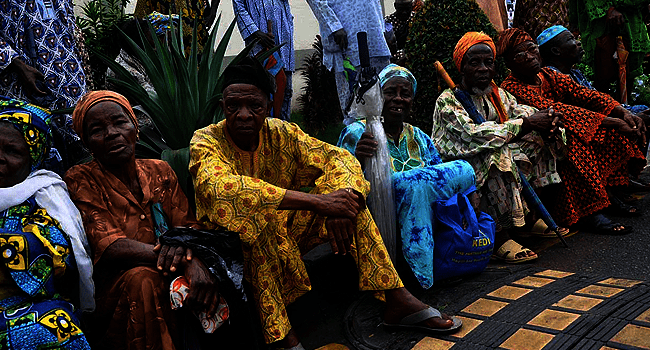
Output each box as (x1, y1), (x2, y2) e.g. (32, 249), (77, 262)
(379, 64), (417, 95)
(537, 25), (569, 47)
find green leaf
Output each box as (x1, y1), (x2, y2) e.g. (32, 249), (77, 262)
(161, 147), (194, 202)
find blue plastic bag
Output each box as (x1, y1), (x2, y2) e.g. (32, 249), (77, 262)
(433, 186), (496, 281)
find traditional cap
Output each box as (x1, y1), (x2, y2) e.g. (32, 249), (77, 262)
(536, 25), (569, 47)
(453, 32), (496, 71)
(221, 56), (276, 95)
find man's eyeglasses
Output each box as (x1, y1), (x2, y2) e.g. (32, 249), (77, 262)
(512, 44), (539, 63)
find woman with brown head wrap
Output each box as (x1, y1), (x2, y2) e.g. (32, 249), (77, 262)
(64, 91), (220, 350)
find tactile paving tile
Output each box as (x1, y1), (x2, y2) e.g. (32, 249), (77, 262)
(411, 337), (455, 350)
(461, 298), (508, 317)
(553, 295), (603, 312)
(536, 270), (575, 279)
(451, 316), (482, 339)
(527, 309), (582, 331)
(500, 328), (555, 350)
(609, 324), (650, 349)
(634, 307), (650, 324)
(512, 276), (556, 288)
(412, 270), (650, 350)
(487, 285), (533, 300)
(598, 278), (643, 288)
(576, 285), (625, 298)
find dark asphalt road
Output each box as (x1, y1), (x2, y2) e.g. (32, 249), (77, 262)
(534, 170), (650, 280)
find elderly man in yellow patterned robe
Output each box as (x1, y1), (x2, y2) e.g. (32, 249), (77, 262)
(189, 57), (462, 348)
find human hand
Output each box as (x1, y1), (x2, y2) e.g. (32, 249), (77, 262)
(610, 117), (641, 140)
(355, 132), (378, 159)
(252, 30), (275, 49)
(332, 28), (348, 51)
(526, 108), (564, 134)
(628, 112), (646, 144)
(9, 59), (47, 97)
(606, 7), (625, 27)
(325, 217), (355, 255)
(315, 188), (362, 219)
(184, 258), (220, 317)
(154, 244), (192, 275)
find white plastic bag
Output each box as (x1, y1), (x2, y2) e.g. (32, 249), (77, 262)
(363, 116), (398, 262)
(350, 82), (398, 262)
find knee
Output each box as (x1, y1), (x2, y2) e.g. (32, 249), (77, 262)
(452, 160), (476, 182)
(120, 266), (164, 295)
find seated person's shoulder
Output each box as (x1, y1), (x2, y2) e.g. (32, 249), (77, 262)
(137, 159), (177, 180)
(437, 88), (456, 100)
(267, 118), (311, 139)
(138, 158), (172, 171)
(64, 160), (100, 183)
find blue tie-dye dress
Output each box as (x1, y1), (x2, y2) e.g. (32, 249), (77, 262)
(338, 121), (475, 289)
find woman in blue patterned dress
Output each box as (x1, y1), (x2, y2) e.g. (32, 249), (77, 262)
(337, 64), (477, 289)
(0, 97), (92, 349)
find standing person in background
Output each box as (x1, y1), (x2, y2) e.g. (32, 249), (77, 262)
(570, 0), (650, 102)
(0, 0), (88, 170)
(306, 0), (391, 125)
(385, 0), (414, 64)
(232, 0), (295, 121)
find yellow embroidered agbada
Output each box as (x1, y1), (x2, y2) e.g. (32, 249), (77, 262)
(190, 118), (402, 343)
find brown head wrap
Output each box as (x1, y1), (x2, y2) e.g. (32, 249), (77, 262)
(72, 90), (138, 141)
(453, 32), (496, 71)
(496, 28), (534, 57)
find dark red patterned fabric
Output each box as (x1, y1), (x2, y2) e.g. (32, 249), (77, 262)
(501, 67), (645, 226)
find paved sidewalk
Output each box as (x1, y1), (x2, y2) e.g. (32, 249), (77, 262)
(346, 267), (650, 350)
(291, 171), (650, 350)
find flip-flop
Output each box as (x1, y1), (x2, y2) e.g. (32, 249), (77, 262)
(382, 306), (462, 334)
(491, 239), (538, 263)
(518, 219), (571, 238)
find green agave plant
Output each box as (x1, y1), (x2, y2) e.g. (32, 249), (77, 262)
(95, 16), (275, 197)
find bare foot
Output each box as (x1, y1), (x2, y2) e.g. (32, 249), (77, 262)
(383, 288), (455, 330)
